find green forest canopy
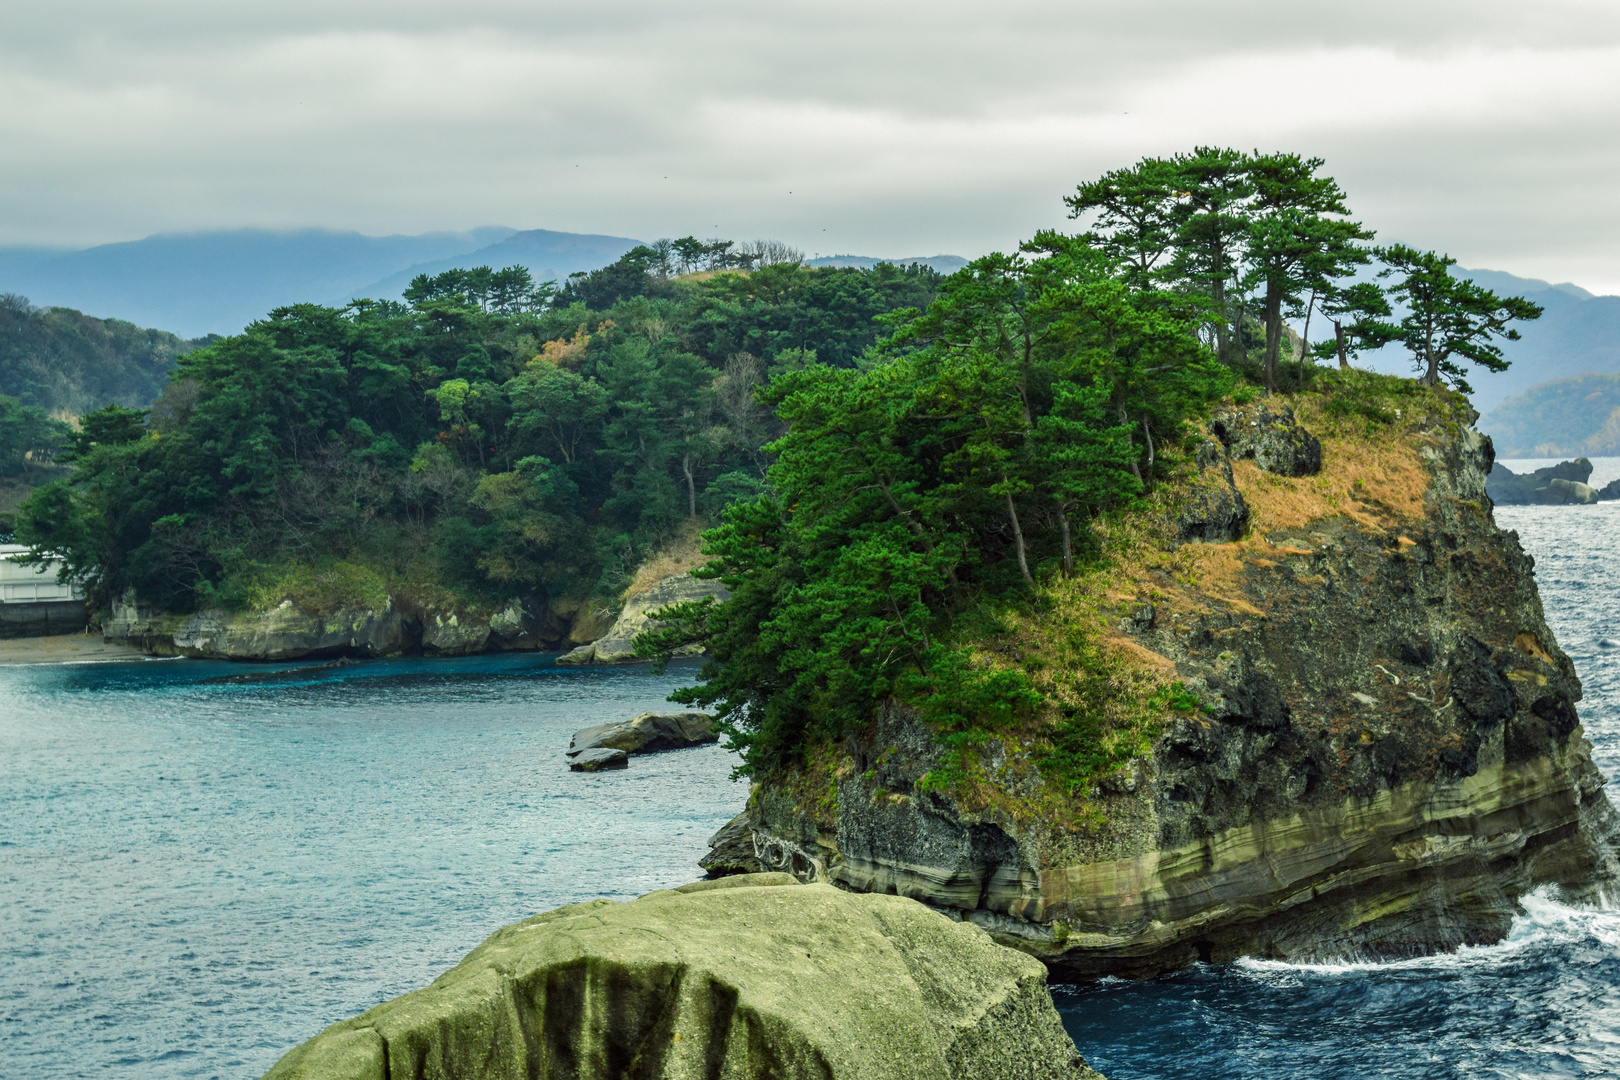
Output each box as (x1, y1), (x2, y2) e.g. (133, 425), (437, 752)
(17, 149), (1544, 780)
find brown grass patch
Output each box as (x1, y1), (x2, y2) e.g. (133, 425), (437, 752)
(622, 519), (709, 600)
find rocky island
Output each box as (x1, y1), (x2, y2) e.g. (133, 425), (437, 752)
(717, 388), (1620, 978)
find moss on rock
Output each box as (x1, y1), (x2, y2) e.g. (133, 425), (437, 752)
(262, 875), (1099, 1080)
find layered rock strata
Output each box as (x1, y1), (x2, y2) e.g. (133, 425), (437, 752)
(261, 875), (1101, 1080)
(740, 397), (1620, 978)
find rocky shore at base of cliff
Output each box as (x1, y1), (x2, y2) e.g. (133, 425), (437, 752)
(732, 394), (1620, 980)
(99, 571), (723, 663)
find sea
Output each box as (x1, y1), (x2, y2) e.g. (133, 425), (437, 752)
(3, 457), (1618, 1079)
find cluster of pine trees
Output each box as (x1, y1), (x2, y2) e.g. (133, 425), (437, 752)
(640, 150), (1546, 776)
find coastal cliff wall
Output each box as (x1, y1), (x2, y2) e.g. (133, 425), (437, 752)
(742, 390), (1620, 978)
(101, 571), (717, 663)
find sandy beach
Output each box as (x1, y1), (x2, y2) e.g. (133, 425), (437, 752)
(0, 634), (153, 665)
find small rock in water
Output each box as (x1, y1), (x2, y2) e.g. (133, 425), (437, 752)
(567, 711), (718, 758)
(568, 748), (629, 772)
(1599, 638), (1618, 650)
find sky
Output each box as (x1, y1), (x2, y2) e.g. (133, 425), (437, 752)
(4, 1), (1619, 291)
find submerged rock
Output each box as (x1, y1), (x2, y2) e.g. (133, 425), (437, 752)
(568, 747), (629, 772)
(261, 875), (1101, 1080)
(567, 712), (719, 758)
(749, 396), (1620, 979)
(556, 572), (729, 665)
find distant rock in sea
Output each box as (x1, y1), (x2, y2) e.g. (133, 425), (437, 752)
(1487, 458), (1603, 505)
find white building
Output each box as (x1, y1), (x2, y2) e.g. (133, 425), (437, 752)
(0, 544), (82, 603)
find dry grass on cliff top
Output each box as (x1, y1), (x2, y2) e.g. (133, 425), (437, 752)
(930, 375), (1467, 823)
(622, 519), (708, 601)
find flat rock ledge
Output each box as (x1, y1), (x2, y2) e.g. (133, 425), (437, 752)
(568, 711), (719, 761)
(568, 747), (629, 772)
(261, 875), (1102, 1080)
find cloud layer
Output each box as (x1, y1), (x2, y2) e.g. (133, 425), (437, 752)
(5, 1), (1619, 290)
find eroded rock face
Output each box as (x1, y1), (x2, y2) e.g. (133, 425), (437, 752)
(1211, 402), (1323, 477)
(104, 593), (586, 661)
(699, 812), (764, 877)
(747, 405), (1620, 979)
(1176, 438), (1249, 542)
(567, 712), (719, 758)
(124, 600), (418, 661)
(557, 572), (729, 666)
(261, 876), (1102, 1080)
(568, 747), (629, 771)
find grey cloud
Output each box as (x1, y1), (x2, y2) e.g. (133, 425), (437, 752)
(2, 1), (1618, 291)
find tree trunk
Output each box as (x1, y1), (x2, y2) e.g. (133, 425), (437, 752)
(1141, 417), (1154, 478)
(682, 453), (697, 518)
(1334, 320), (1349, 369)
(1211, 277), (1232, 365)
(1055, 499), (1074, 576)
(1004, 486), (1032, 584)
(1263, 283), (1285, 394)
(1297, 289), (1316, 386)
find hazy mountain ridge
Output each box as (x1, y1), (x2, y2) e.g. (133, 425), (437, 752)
(0, 227), (518, 337)
(344, 229), (645, 306)
(1479, 372), (1620, 457)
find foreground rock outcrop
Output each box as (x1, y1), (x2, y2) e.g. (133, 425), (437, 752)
(262, 875), (1101, 1080)
(558, 572), (729, 666)
(739, 388), (1620, 979)
(567, 712), (719, 761)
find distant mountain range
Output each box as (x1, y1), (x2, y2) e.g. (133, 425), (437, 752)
(0, 229), (977, 338)
(1478, 373), (1620, 458)
(0, 227), (648, 338)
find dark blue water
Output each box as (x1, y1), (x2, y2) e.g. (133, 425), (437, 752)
(1058, 501), (1620, 1079)
(0, 654), (742, 1078)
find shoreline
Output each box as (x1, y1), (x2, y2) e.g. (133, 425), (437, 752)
(0, 633), (155, 665)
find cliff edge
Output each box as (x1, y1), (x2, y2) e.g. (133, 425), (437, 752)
(740, 380), (1620, 978)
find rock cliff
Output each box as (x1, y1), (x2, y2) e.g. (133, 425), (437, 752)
(738, 389), (1620, 978)
(558, 572), (729, 666)
(105, 594), (585, 661)
(261, 875), (1100, 1080)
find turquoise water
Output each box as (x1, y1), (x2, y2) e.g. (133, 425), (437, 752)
(0, 654), (743, 1078)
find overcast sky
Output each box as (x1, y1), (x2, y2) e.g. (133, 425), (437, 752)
(4, 1), (1618, 291)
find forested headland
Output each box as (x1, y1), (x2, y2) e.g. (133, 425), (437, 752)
(0, 295), (212, 495)
(14, 149), (1544, 785)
